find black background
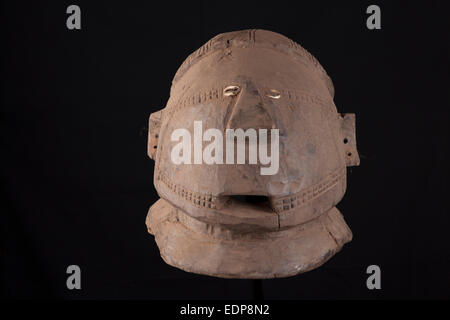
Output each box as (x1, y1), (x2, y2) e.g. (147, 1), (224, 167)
(2, 1), (449, 300)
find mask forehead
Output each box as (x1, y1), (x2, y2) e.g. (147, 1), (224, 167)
(171, 29), (334, 98)
(172, 47), (331, 102)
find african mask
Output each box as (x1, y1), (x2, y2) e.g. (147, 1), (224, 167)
(146, 29), (360, 278)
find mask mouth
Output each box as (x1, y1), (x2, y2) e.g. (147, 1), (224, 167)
(222, 194), (274, 213)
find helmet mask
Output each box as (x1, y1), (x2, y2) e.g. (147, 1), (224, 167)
(146, 29), (359, 278)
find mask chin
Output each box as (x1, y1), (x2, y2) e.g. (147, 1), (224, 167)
(146, 198), (353, 279)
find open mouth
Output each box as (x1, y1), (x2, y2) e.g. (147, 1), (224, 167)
(158, 166), (346, 217)
(223, 194), (274, 212)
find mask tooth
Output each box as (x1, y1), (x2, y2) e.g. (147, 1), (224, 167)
(269, 197), (283, 213)
(214, 196), (228, 210)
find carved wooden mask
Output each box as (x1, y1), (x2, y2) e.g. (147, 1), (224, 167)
(146, 29), (360, 279)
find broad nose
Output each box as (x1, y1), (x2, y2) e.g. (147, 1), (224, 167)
(225, 84), (275, 130)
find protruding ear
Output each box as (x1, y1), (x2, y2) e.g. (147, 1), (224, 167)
(147, 109), (163, 160)
(339, 113), (360, 167)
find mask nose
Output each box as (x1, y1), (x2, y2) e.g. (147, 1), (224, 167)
(225, 85), (275, 130)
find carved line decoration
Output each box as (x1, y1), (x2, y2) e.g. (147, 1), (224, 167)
(166, 87), (332, 118)
(172, 29), (334, 97)
(270, 167), (345, 213)
(156, 167), (345, 213)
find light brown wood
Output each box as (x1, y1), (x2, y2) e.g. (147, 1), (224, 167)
(146, 29), (359, 279)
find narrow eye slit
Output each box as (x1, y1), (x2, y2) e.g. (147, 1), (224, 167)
(266, 89), (281, 99)
(223, 85), (240, 97)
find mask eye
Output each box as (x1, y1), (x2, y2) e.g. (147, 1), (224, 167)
(266, 89), (281, 99)
(223, 85), (241, 97)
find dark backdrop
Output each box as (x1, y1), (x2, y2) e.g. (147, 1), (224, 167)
(2, 1), (449, 299)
